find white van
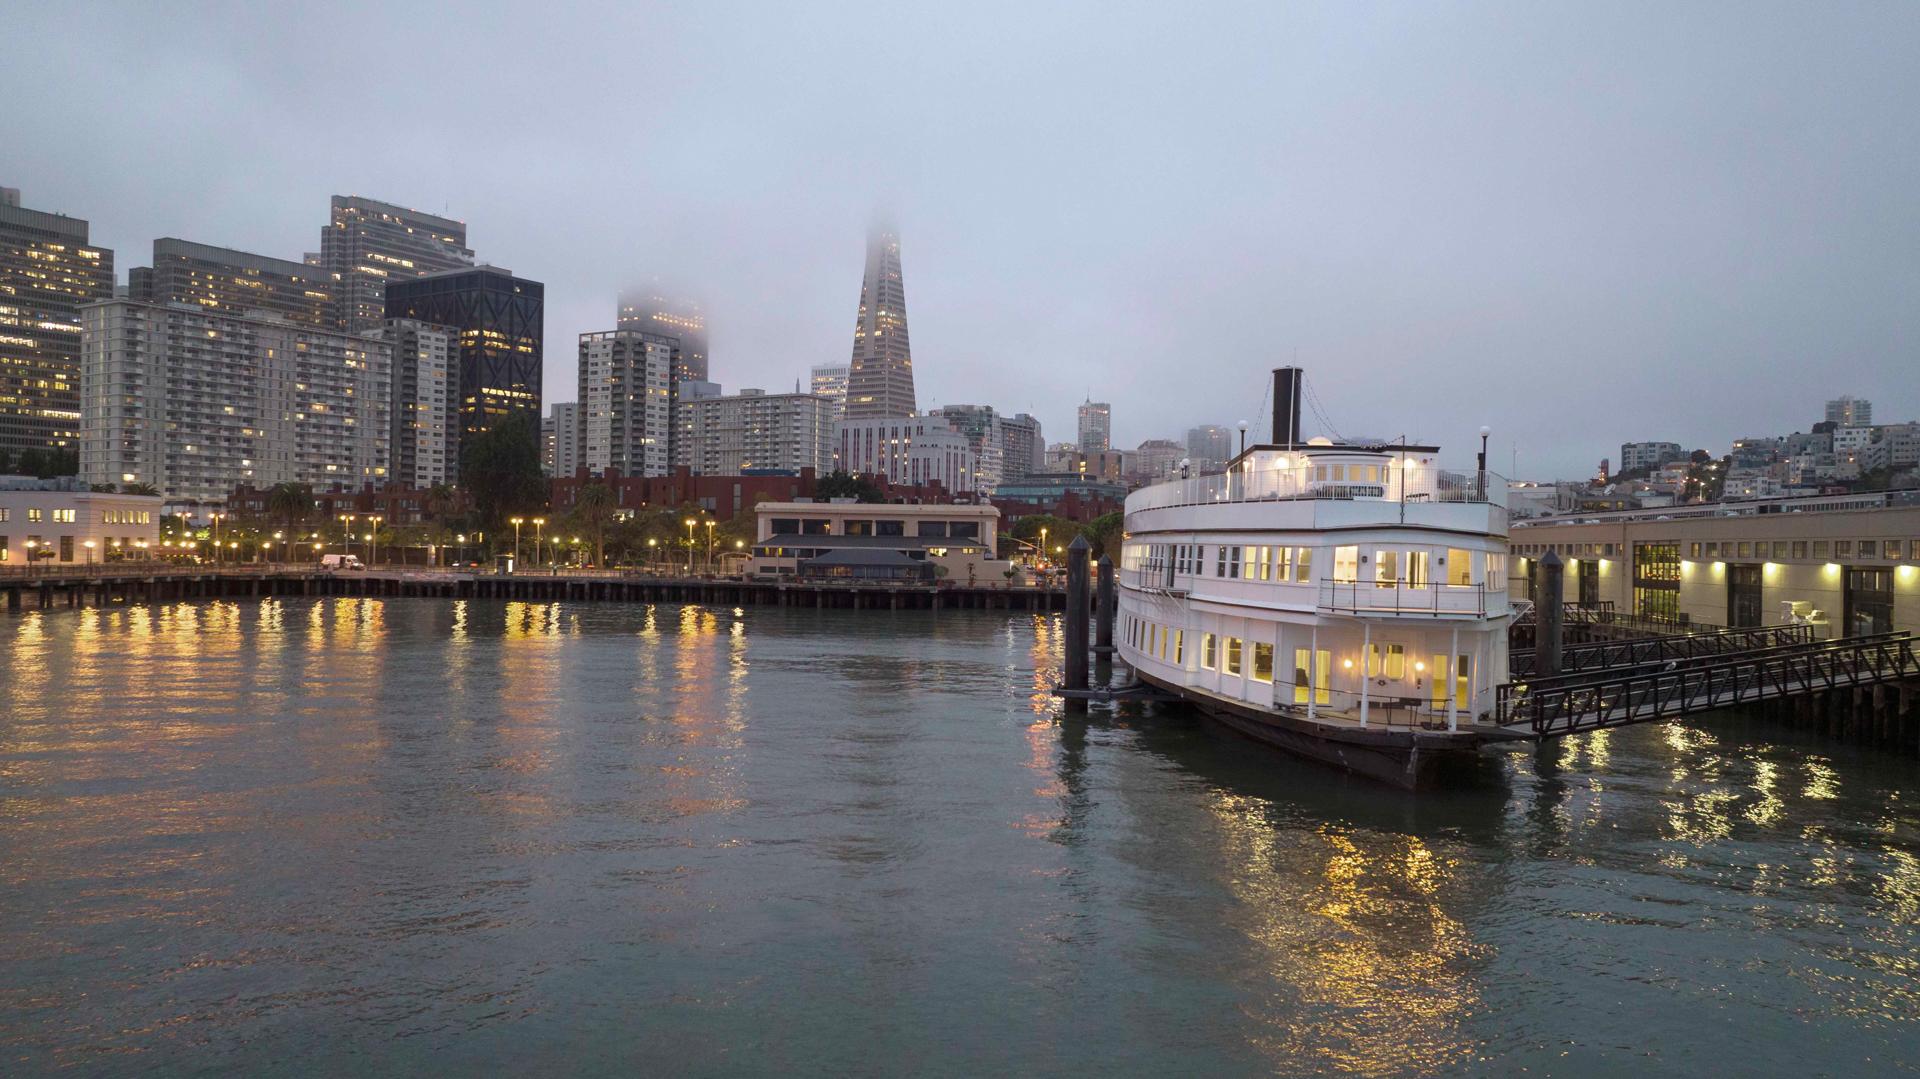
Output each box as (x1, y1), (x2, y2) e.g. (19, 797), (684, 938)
(320, 553), (364, 570)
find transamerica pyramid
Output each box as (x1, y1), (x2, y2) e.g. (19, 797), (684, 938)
(843, 223), (916, 419)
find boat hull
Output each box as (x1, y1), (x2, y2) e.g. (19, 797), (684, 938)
(1134, 670), (1497, 789)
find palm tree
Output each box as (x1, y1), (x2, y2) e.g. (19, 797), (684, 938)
(265, 482), (314, 533)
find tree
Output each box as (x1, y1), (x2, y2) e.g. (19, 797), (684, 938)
(0, 449), (9, 473)
(1006, 513), (1079, 560)
(461, 412), (548, 530)
(266, 482), (315, 530)
(16, 449), (46, 478)
(424, 483), (458, 524)
(1080, 511), (1125, 561)
(565, 482), (617, 566)
(123, 483), (159, 496)
(815, 470), (885, 503)
(90, 483), (117, 493)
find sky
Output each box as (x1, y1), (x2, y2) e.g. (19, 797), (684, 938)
(5, 1), (1916, 478)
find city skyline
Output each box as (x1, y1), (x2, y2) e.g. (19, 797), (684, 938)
(5, 5), (1919, 477)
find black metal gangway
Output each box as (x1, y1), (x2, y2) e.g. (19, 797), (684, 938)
(1510, 623), (1815, 677)
(1495, 632), (1920, 738)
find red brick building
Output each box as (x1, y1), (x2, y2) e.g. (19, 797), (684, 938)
(227, 482), (467, 526)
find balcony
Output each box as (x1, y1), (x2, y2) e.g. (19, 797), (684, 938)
(1318, 579), (1491, 618)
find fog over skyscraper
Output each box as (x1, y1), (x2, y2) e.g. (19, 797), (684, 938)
(843, 224), (915, 420)
(316, 196), (474, 333)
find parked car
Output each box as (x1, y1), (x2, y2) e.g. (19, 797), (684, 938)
(320, 554), (364, 570)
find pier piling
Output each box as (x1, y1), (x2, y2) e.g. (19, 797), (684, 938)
(1538, 551), (1564, 677)
(1064, 536), (1091, 708)
(1094, 555), (1115, 655)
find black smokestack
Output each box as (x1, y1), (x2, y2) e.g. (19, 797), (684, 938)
(1272, 367), (1303, 447)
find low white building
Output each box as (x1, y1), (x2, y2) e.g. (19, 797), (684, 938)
(0, 477), (162, 565)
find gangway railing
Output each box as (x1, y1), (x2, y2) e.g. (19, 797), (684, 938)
(1510, 623), (1815, 677)
(1496, 632), (1920, 738)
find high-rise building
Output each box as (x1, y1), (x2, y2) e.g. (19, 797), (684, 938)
(317, 196), (474, 333)
(578, 330), (672, 478)
(1132, 439), (1185, 485)
(998, 413), (1044, 483)
(929, 404), (1000, 489)
(371, 319), (456, 489)
(80, 300), (390, 502)
(1186, 424), (1232, 471)
(129, 239), (332, 328)
(679, 388), (834, 476)
(1826, 396), (1873, 427)
(617, 284), (707, 384)
(1619, 441), (1685, 472)
(1077, 399), (1111, 453)
(543, 401), (581, 478)
(835, 415), (975, 492)
(0, 192), (113, 456)
(384, 266), (543, 472)
(809, 363), (849, 422)
(843, 224), (915, 419)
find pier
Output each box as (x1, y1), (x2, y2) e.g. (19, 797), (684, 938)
(0, 564), (1068, 613)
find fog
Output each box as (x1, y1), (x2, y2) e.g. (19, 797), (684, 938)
(6, 1), (1916, 476)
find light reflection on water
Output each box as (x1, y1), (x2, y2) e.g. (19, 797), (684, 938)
(1, 598), (1917, 1075)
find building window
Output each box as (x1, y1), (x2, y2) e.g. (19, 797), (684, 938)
(1446, 548), (1473, 587)
(1814, 541), (1829, 558)
(1632, 542), (1682, 621)
(27, 508), (42, 523)
(1737, 542), (1751, 558)
(1836, 540), (1853, 557)
(1333, 546), (1359, 583)
(876, 520), (904, 537)
(1792, 541), (1807, 559)
(1375, 549), (1400, 585)
(1173, 630), (1184, 665)
(1294, 649), (1330, 705)
(1705, 542), (1718, 557)
(1201, 633), (1217, 670)
(1886, 541), (1902, 560)
(1689, 542), (1702, 558)
(1294, 548), (1312, 583)
(1227, 546), (1241, 579)
(1223, 637), (1243, 676)
(1252, 643), (1274, 683)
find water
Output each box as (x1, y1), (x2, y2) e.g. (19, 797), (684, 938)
(2, 599), (1917, 1076)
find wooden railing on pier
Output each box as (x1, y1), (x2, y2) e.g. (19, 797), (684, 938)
(1496, 632), (1920, 738)
(1510, 623), (1816, 677)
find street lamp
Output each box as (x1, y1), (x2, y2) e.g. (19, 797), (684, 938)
(367, 515), (383, 565)
(1237, 419), (1249, 456)
(211, 512), (225, 563)
(1039, 526), (1048, 567)
(684, 517), (697, 573)
(509, 516), (525, 571)
(339, 514), (356, 561)
(704, 520), (716, 573)
(647, 536), (658, 571)
(83, 539), (96, 565)
(532, 517), (546, 569)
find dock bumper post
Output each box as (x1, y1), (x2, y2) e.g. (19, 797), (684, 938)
(1094, 555), (1116, 655)
(1539, 551), (1565, 677)
(1064, 536), (1092, 708)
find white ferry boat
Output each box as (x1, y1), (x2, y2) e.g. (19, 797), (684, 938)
(1115, 368), (1514, 787)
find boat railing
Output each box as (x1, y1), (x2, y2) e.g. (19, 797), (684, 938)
(1317, 579), (1490, 617)
(1127, 466), (1508, 514)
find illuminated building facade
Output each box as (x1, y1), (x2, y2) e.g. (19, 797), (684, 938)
(0, 193), (113, 456)
(834, 415), (976, 493)
(317, 196), (474, 333)
(80, 300), (390, 503)
(370, 319), (455, 488)
(384, 266), (543, 473)
(1077, 398), (1111, 453)
(843, 225), (916, 419)
(809, 363), (848, 423)
(679, 389), (834, 476)
(129, 239), (332, 328)
(579, 330), (672, 478)
(543, 401), (581, 478)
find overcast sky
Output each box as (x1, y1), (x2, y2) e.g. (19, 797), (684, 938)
(7, 2), (1916, 477)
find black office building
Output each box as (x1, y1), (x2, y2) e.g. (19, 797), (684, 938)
(384, 266), (543, 477)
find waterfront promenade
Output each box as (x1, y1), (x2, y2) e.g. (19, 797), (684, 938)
(0, 562), (1069, 612)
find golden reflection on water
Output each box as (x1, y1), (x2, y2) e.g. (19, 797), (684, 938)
(1203, 792), (1482, 1076)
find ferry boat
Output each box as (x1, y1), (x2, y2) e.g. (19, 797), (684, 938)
(1115, 368), (1514, 787)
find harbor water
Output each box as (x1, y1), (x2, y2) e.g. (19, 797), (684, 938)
(2, 599), (1917, 1075)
